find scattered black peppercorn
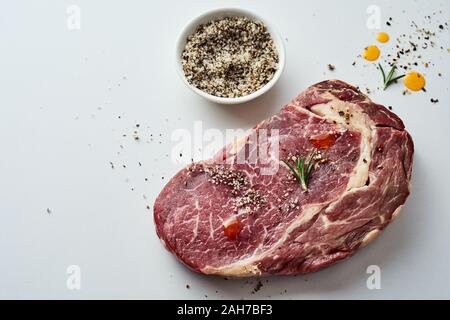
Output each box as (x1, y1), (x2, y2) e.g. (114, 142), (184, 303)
(251, 280), (263, 294)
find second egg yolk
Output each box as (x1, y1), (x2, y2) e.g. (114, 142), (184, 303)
(377, 32), (390, 43)
(404, 72), (426, 91)
(363, 45), (380, 61)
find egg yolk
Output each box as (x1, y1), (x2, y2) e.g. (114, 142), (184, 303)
(404, 71), (426, 91)
(377, 32), (390, 43)
(363, 45), (380, 61)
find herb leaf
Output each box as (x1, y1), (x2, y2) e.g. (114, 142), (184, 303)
(389, 74), (406, 82)
(282, 150), (317, 192)
(380, 64), (386, 83)
(379, 64), (405, 90)
(282, 160), (301, 182)
(387, 65), (396, 81)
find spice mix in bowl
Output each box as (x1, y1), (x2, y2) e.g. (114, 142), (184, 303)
(175, 8), (285, 104)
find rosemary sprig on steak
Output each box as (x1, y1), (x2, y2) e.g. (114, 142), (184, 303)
(379, 64), (405, 90)
(282, 150), (317, 192)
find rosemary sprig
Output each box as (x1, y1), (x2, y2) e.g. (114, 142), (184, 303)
(282, 150), (317, 192)
(379, 64), (405, 90)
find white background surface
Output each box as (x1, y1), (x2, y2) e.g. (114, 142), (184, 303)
(0, 0), (449, 299)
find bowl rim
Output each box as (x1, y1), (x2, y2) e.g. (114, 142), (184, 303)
(174, 7), (286, 105)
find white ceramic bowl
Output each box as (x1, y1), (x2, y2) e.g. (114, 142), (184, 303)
(175, 8), (286, 105)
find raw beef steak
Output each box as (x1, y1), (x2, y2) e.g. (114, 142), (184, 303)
(154, 80), (414, 276)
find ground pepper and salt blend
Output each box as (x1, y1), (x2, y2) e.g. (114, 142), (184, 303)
(181, 16), (279, 98)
